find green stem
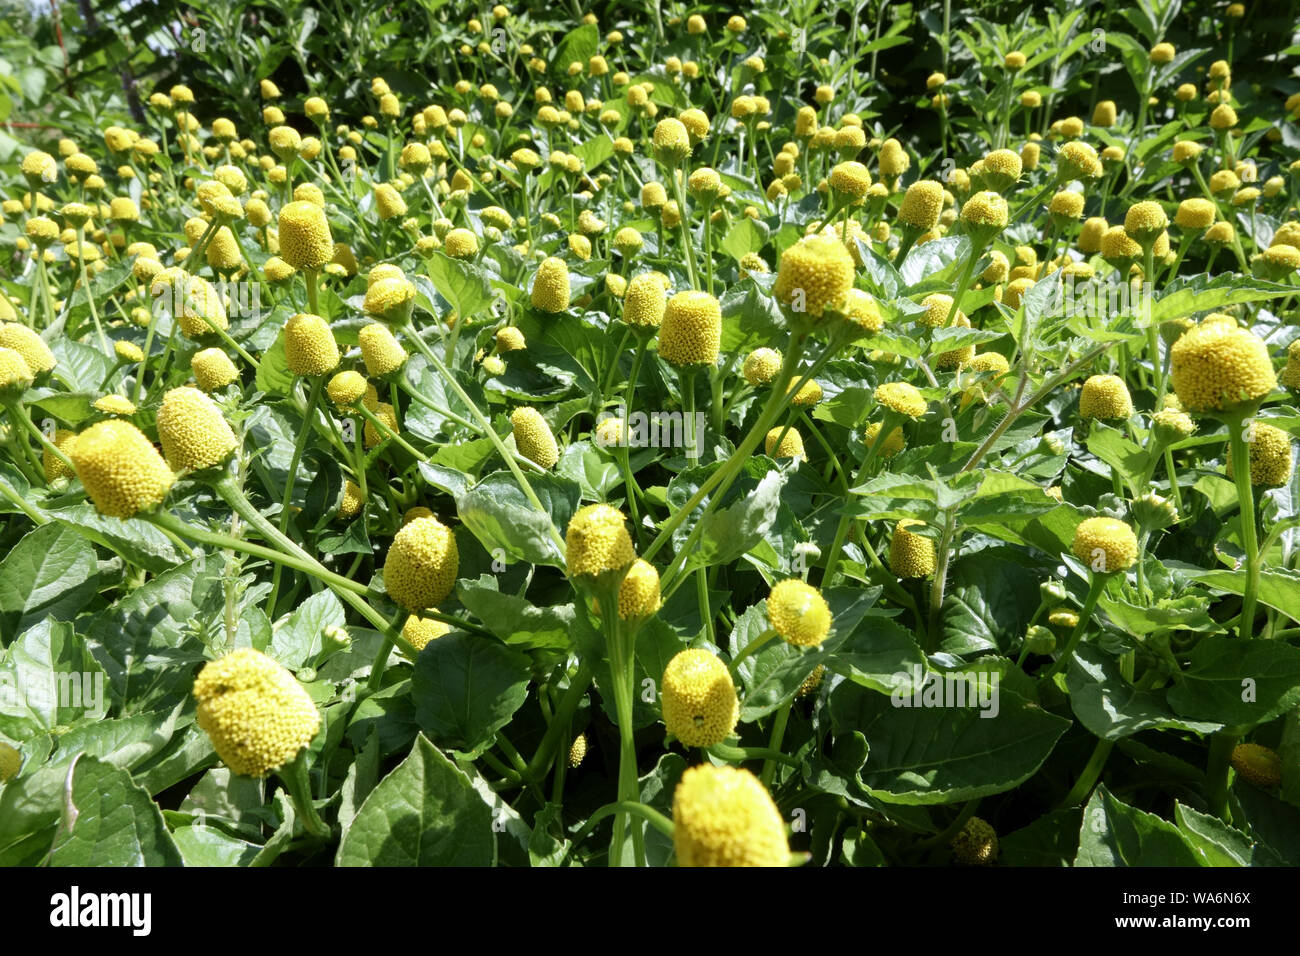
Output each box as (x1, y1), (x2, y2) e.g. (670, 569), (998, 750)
(280, 751), (330, 837)
(1061, 738), (1117, 807)
(1042, 575), (1106, 680)
(267, 376), (325, 614)
(760, 702), (793, 787)
(1228, 416), (1261, 638)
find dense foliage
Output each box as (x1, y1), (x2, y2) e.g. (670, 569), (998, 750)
(2, 0), (1300, 867)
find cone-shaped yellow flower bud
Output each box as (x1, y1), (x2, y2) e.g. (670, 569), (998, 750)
(1150, 408), (1196, 444)
(284, 313), (340, 377)
(403, 615), (451, 651)
(1079, 374), (1134, 420)
(328, 370), (368, 407)
(672, 764), (789, 867)
(890, 519), (936, 578)
(765, 425), (806, 460)
(767, 579), (832, 647)
(661, 649), (739, 747)
(363, 402), (399, 448)
(878, 138), (910, 180)
(193, 648), (321, 777)
(1124, 200), (1168, 245)
(615, 558), (661, 620)
(864, 421), (905, 457)
(0, 741), (19, 782)
(358, 323), (407, 377)
(565, 503), (635, 579)
(337, 479), (364, 521)
(951, 816), (998, 865)
(743, 348), (782, 386)
(568, 732), (588, 768)
(829, 161), (871, 200)
(114, 341), (144, 364)
(156, 385), (238, 472)
(530, 257), (571, 312)
(1057, 141), (1103, 181)
(1072, 516), (1138, 573)
(384, 515), (459, 611)
(1230, 742), (1282, 788)
(1170, 323), (1276, 414)
(152, 269), (228, 339)
(875, 381), (927, 418)
(278, 200), (333, 271)
(659, 290), (722, 366)
(43, 427), (77, 482)
(652, 118), (692, 165)
(1174, 198), (1216, 230)
(623, 272), (667, 328)
(960, 190), (1009, 233)
(1226, 421), (1293, 487)
(363, 276), (416, 324)
(511, 406), (559, 469)
(0, 323), (57, 375)
(899, 180), (944, 230)
(444, 228), (478, 259)
(773, 235), (855, 319)
(0, 347), (34, 400)
(70, 419), (174, 518)
(94, 394), (136, 416)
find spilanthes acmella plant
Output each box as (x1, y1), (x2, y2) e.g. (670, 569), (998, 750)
(2, 0), (1298, 874)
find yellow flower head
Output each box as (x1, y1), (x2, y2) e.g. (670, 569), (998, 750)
(1057, 141), (1103, 181)
(659, 291), (722, 366)
(1230, 743), (1282, 788)
(70, 420), (174, 518)
(899, 180), (944, 230)
(444, 228), (478, 259)
(743, 348), (782, 386)
(878, 138), (910, 180)
(1150, 408), (1196, 444)
(980, 148), (1022, 191)
(772, 234), (855, 318)
(875, 381), (927, 419)
(1092, 100), (1117, 127)
(1150, 42), (1175, 64)
(865, 421), (905, 457)
(767, 579), (832, 647)
(531, 257), (571, 312)
(1049, 190), (1085, 221)
(284, 313), (340, 377)
(1100, 226), (1142, 264)
(617, 558), (662, 620)
(193, 648), (321, 777)
(652, 118), (692, 165)
(278, 201), (334, 271)
(511, 406), (559, 469)
(114, 340), (144, 364)
(384, 515), (459, 611)
(672, 764), (789, 867)
(93, 394), (136, 416)
(890, 519), (937, 578)
(1170, 323), (1276, 414)
(1226, 422), (1293, 488)
(843, 288), (884, 334)
(951, 816), (998, 865)
(1079, 374), (1134, 420)
(1174, 198), (1216, 231)
(363, 275), (416, 324)
(960, 190), (1009, 233)
(42, 427), (78, 482)
(327, 370), (368, 408)
(496, 327), (526, 352)
(1072, 517), (1138, 573)
(765, 425), (806, 460)
(403, 615), (451, 651)
(567, 732), (588, 768)
(565, 503), (635, 579)
(373, 183), (408, 220)
(358, 323), (408, 377)
(1124, 200), (1168, 244)
(829, 161), (871, 200)
(661, 649), (739, 747)
(0, 323), (57, 375)
(156, 385), (238, 472)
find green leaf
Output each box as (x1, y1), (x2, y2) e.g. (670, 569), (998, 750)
(1174, 802), (1280, 866)
(719, 218), (768, 262)
(1075, 784), (1202, 866)
(270, 589), (345, 670)
(1188, 568), (1300, 622)
(1066, 645), (1221, 740)
(336, 734), (495, 866)
(172, 825), (260, 867)
(828, 675), (1070, 804)
(1149, 273), (1293, 324)
(998, 809), (1082, 866)
(549, 22), (599, 75)
(457, 576), (574, 652)
(254, 334), (293, 395)
(50, 703), (187, 771)
(558, 440), (623, 501)
(1166, 636), (1300, 728)
(49, 756), (183, 866)
(49, 504), (185, 574)
(83, 560), (221, 711)
(424, 253), (493, 321)
(456, 470), (576, 568)
(825, 614), (927, 698)
(0, 522), (98, 637)
(411, 632), (531, 757)
(668, 460), (787, 573)
(0, 619), (107, 740)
